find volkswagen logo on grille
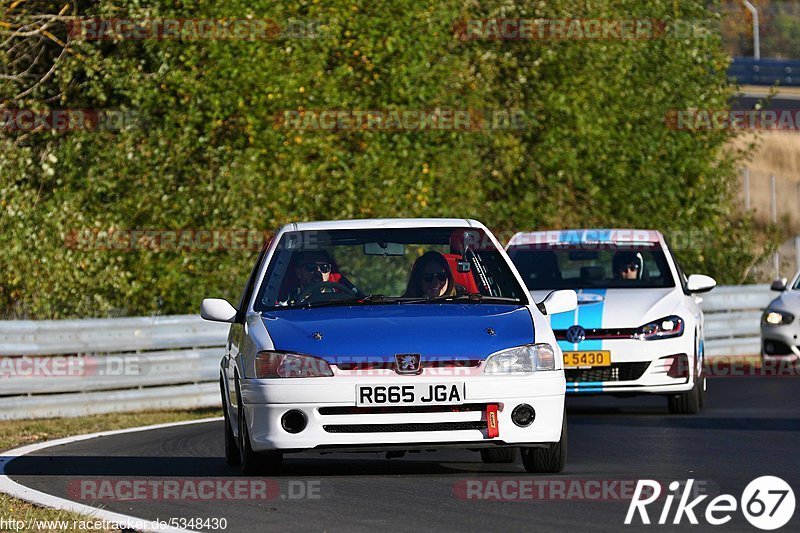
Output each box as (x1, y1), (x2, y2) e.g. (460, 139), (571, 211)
(566, 325), (586, 343)
(395, 353), (422, 375)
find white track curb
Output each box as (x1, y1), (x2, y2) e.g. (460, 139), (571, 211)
(0, 417), (224, 533)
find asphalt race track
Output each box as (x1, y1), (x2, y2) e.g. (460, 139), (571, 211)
(6, 377), (799, 532)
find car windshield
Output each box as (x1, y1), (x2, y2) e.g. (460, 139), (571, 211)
(507, 244), (676, 290)
(254, 226), (527, 310)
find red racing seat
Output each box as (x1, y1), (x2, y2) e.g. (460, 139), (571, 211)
(443, 253), (479, 294)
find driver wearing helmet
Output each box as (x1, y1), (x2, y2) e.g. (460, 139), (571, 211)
(613, 251), (643, 281)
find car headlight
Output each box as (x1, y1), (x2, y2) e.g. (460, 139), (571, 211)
(636, 316), (684, 340)
(254, 351), (333, 378)
(483, 344), (556, 374)
(763, 310), (794, 325)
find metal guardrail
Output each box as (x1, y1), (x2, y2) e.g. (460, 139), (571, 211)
(701, 284), (772, 356)
(0, 286), (776, 419)
(0, 315), (229, 420)
(729, 57), (800, 87)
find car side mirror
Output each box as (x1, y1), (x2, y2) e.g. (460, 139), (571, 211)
(686, 274), (716, 294)
(200, 298), (237, 323)
(539, 290), (578, 315)
(770, 278), (788, 292)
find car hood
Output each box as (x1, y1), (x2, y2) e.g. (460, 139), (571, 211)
(772, 290), (800, 308)
(531, 288), (682, 330)
(260, 304), (534, 363)
(529, 288), (682, 352)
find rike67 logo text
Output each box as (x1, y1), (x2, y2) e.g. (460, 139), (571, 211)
(626, 477), (795, 530)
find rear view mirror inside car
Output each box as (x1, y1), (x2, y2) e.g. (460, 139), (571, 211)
(568, 250), (599, 261)
(363, 242), (405, 256)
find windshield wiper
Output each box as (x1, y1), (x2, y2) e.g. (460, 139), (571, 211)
(300, 294), (400, 308)
(398, 293), (524, 304)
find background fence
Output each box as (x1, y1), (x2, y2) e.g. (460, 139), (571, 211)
(0, 315), (229, 420)
(729, 58), (800, 86)
(0, 285), (778, 420)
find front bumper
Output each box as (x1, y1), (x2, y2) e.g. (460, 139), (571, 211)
(563, 336), (696, 395)
(240, 369), (565, 452)
(761, 324), (800, 362)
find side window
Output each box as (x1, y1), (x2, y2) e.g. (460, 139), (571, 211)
(235, 237), (272, 322)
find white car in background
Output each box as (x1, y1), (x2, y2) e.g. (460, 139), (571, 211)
(761, 271), (800, 362)
(506, 229), (716, 414)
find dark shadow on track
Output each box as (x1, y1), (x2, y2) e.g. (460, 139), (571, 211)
(3, 451), (531, 478)
(567, 415), (799, 432)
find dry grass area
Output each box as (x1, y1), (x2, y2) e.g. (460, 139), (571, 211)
(729, 129), (800, 279)
(0, 408), (220, 532)
(733, 130), (800, 230)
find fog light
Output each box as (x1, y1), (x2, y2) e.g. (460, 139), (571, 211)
(511, 404), (535, 427)
(281, 410), (307, 433)
(664, 354), (690, 379)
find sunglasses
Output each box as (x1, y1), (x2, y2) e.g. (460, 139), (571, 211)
(422, 272), (448, 283)
(621, 263), (640, 272)
(302, 262), (331, 273)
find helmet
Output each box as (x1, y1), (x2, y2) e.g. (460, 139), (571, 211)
(613, 251), (644, 280)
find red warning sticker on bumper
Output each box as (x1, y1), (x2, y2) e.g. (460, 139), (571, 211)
(487, 404), (499, 438)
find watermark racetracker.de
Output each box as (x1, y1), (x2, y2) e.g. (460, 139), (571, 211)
(65, 228), (272, 252)
(0, 355), (146, 378)
(666, 109), (800, 131)
(67, 478), (322, 501)
(0, 109), (140, 132)
(67, 18), (321, 40)
(273, 109), (531, 131)
(453, 18), (719, 41)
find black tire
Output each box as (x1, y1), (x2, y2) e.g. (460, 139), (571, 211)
(667, 375), (701, 415)
(520, 415), (567, 473)
(480, 447), (517, 464)
(220, 377), (239, 466)
(236, 384), (283, 475)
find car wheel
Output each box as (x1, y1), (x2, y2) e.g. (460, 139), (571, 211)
(236, 383), (283, 475)
(220, 376), (239, 466)
(480, 448), (517, 464)
(667, 375), (701, 415)
(520, 414), (567, 473)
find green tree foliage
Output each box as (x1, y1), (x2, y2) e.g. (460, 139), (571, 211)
(0, 0), (766, 318)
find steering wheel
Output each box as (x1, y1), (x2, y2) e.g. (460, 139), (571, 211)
(295, 281), (355, 305)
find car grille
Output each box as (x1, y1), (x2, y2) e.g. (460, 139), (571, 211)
(323, 421), (486, 433)
(318, 404), (486, 415)
(565, 362), (650, 383)
(335, 359), (481, 371)
(555, 328), (639, 340)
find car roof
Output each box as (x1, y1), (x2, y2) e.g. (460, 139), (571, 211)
(507, 228), (665, 247)
(284, 218), (481, 232)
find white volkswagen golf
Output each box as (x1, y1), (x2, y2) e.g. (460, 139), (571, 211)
(202, 219), (577, 474)
(506, 229), (716, 414)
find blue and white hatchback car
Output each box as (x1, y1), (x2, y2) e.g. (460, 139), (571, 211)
(506, 229), (716, 414)
(202, 219), (576, 474)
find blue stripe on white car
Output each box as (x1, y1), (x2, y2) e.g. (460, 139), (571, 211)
(550, 289), (607, 393)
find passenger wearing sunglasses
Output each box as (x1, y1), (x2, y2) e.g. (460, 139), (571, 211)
(612, 251), (644, 281)
(404, 251), (461, 298)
